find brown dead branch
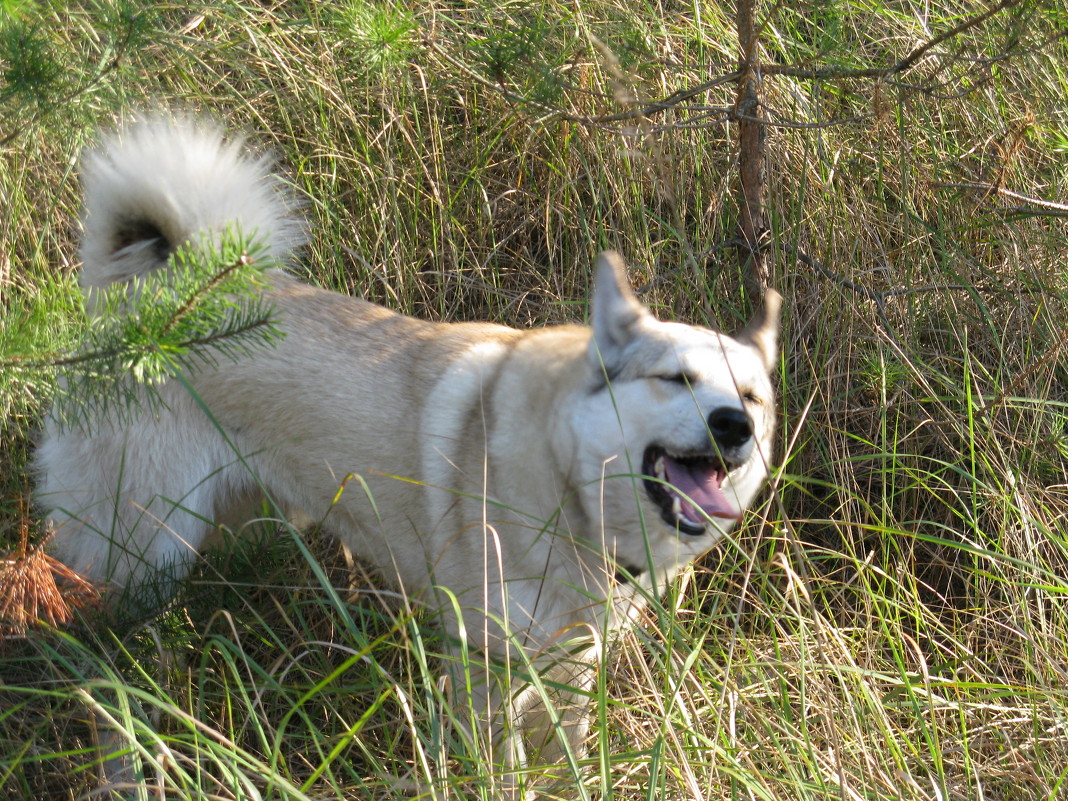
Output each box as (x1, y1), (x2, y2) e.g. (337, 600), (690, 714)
(0, 497), (101, 639)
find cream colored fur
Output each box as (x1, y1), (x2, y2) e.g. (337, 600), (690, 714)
(35, 118), (781, 796)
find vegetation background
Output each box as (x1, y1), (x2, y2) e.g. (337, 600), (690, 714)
(2, 0), (1068, 799)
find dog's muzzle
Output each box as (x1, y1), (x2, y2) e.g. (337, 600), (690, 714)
(641, 406), (753, 536)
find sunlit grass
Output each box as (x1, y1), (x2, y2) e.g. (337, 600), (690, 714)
(2, 0), (1068, 799)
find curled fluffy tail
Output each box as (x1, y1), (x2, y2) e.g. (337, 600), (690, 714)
(79, 116), (305, 302)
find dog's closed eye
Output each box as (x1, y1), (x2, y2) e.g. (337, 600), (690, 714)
(657, 372), (696, 386)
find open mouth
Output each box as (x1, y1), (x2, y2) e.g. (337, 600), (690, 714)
(642, 445), (741, 536)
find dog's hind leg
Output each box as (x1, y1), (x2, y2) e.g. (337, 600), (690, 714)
(35, 397), (241, 609)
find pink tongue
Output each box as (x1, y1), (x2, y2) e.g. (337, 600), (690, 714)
(663, 456), (739, 521)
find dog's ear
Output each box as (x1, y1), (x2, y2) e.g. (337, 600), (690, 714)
(589, 251), (651, 379)
(736, 288), (782, 372)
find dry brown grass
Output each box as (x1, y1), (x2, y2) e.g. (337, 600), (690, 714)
(2, 1), (1067, 798)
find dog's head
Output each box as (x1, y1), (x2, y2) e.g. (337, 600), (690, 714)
(568, 252), (781, 580)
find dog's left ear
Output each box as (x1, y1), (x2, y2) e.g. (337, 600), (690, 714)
(736, 288), (782, 372)
(589, 251), (651, 379)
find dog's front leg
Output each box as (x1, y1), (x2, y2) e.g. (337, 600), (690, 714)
(449, 644), (599, 799)
(512, 645), (598, 766)
(445, 650), (537, 799)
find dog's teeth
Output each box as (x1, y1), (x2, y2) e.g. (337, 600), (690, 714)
(655, 455), (666, 479)
(671, 496), (681, 518)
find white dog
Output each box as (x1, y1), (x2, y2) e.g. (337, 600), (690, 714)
(35, 118), (780, 792)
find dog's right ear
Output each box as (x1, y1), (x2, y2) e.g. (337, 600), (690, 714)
(589, 251), (651, 380)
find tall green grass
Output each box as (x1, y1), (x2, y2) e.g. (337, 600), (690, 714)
(2, 0), (1068, 799)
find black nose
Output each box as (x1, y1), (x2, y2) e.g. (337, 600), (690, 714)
(708, 407), (752, 450)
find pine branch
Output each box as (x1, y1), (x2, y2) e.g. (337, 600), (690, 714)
(1, 228), (286, 430)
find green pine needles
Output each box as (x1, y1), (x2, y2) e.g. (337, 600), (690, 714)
(1, 227), (284, 430)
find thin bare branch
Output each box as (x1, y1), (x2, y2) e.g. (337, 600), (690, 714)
(933, 182), (1068, 215)
(737, 110), (873, 129)
(763, 0), (1027, 82)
